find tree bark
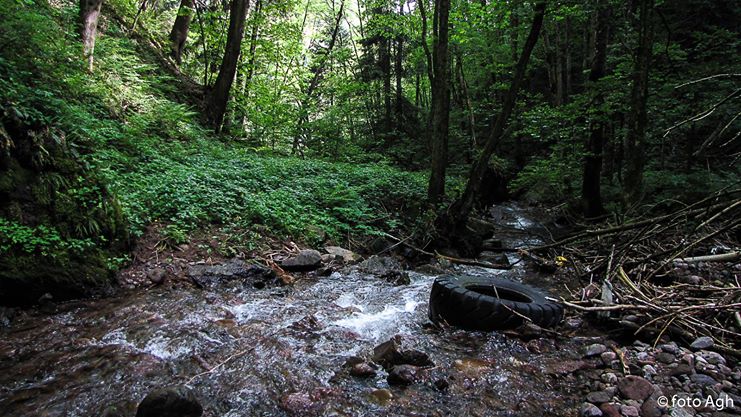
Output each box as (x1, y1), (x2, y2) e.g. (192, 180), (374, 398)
(426, 0), (451, 204)
(79, 0), (104, 72)
(623, 0), (655, 206)
(582, 0), (610, 218)
(169, 0), (195, 66)
(448, 1), (546, 229)
(206, 0), (251, 132)
(395, 1), (404, 125)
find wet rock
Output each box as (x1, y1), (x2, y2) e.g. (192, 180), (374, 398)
(656, 352), (676, 364)
(643, 364), (658, 379)
(147, 268), (166, 285)
(136, 386), (202, 417)
(599, 403), (620, 417)
(324, 246), (360, 263)
(387, 365), (419, 386)
(600, 351), (617, 366)
(281, 250), (322, 272)
(669, 363), (694, 376)
(349, 362), (376, 378)
(380, 270), (411, 286)
(586, 390), (613, 404)
(289, 315), (321, 332)
(696, 351), (725, 365)
(188, 259), (276, 289)
(369, 389), (393, 406)
(690, 336), (714, 350)
(585, 343), (608, 357)
(359, 256), (404, 276)
(581, 402), (603, 417)
(620, 405), (639, 417)
(601, 372), (618, 384)
(372, 336), (434, 369)
(640, 398), (663, 417)
(478, 251), (510, 266)
(617, 376), (654, 401)
(690, 373), (717, 387)
(659, 343), (680, 354)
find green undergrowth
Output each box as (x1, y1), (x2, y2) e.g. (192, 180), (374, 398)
(0, 0), (429, 255)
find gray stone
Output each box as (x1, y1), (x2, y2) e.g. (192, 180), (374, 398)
(690, 336), (714, 351)
(587, 390), (613, 404)
(656, 352), (676, 364)
(690, 373), (717, 387)
(600, 351), (617, 365)
(281, 250), (323, 271)
(586, 344), (608, 357)
(581, 402), (603, 417)
(696, 351), (726, 365)
(617, 376), (654, 401)
(620, 405), (639, 417)
(324, 246), (360, 263)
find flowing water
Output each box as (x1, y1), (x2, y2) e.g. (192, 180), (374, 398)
(0, 205), (586, 416)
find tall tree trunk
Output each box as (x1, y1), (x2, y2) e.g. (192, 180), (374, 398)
(448, 1), (546, 230)
(79, 0), (104, 72)
(206, 0), (250, 132)
(395, 1), (404, 125)
(582, 0), (610, 218)
(381, 35), (392, 132)
(239, 0), (262, 133)
(622, 0), (654, 207)
(426, 0), (451, 204)
(169, 0), (195, 66)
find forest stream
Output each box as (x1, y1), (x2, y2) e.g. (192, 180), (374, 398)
(0, 205), (593, 416)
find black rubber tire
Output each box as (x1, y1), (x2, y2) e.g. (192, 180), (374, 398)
(428, 275), (563, 331)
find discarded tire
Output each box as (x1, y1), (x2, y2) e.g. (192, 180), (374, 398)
(428, 275), (563, 331)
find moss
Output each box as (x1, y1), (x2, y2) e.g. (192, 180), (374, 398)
(0, 113), (127, 305)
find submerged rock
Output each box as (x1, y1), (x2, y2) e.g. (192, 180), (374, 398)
(380, 270), (410, 286)
(135, 386), (203, 417)
(281, 249), (322, 272)
(387, 364), (419, 386)
(372, 336), (434, 370)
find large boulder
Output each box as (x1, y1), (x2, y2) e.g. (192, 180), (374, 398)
(280, 249), (322, 272)
(188, 259), (276, 289)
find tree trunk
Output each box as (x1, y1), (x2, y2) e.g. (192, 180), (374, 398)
(622, 0), (654, 206)
(395, 1), (404, 125)
(426, 0), (451, 204)
(582, 0), (610, 218)
(239, 0), (262, 133)
(169, 0), (194, 66)
(79, 0), (104, 72)
(448, 1), (546, 230)
(206, 0), (250, 132)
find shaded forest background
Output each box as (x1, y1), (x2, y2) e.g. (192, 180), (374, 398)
(0, 0), (739, 301)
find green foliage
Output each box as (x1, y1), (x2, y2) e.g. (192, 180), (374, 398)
(0, 218), (94, 257)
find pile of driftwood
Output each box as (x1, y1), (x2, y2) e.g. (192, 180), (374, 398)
(529, 188), (741, 356)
